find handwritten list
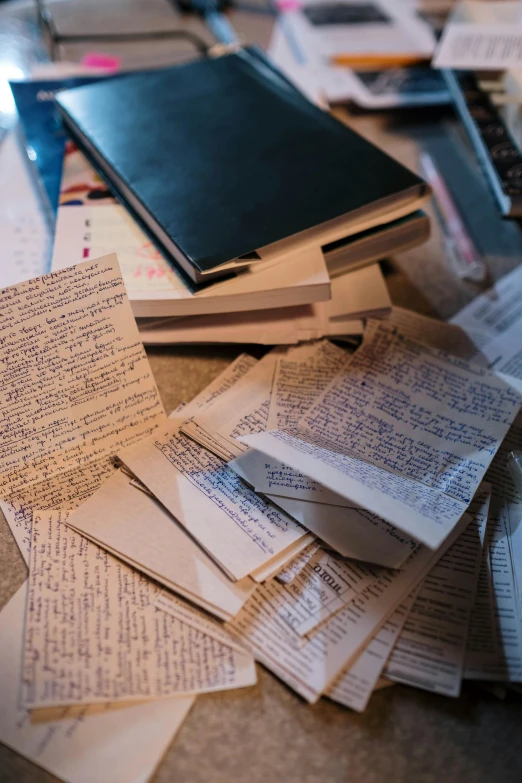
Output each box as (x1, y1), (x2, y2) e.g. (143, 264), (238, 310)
(22, 511), (256, 709)
(0, 255), (165, 497)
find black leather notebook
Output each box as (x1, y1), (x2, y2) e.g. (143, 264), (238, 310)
(55, 47), (427, 284)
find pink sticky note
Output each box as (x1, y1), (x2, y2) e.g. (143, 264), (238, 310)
(81, 52), (121, 72)
(276, 0), (302, 9)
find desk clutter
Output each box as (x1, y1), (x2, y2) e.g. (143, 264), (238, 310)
(2, 252), (522, 783)
(4, 1), (522, 782)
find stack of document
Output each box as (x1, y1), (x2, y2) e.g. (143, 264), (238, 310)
(8, 49), (431, 344)
(2, 253), (522, 783)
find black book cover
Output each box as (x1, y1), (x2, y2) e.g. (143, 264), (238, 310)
(55, 48), (425, 277)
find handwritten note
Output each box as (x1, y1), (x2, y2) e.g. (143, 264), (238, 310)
(243, 321), (521, 548)
(266, 341), (349, 431)
(22, 511), (256, 709)
(119, 421), (307, 582)
(384, 487), (490, 697)
(0, 584), (194, 783)
(386, 307), (483, 363)
(0, 255), (165, 498)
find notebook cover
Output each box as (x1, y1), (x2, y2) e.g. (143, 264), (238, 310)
(10, 77), (104, 216)
(55, 48), (425, 274)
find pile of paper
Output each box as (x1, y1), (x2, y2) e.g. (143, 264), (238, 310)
(2, 253), (522, 783)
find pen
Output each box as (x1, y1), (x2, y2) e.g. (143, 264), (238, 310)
(419, 151), (488, 283)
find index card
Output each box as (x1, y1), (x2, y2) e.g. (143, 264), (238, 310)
(66, 469), (255, 621)
(0, 584), (194, 783)
(242, 321), (521, 549)
(0, 255), (165, 498)
(22, 511), (256, 709)
(228, 512), (471, 701)
(326, 592), (417, 712)
(384, 487), (491, 697)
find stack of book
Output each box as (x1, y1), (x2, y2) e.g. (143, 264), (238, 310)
(12, 47), (431, 344)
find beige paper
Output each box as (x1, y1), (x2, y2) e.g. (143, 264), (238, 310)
(22, 511), (256, 709)
(276, 541), (321, 584)
(0, 255), (165, 498)
(66, 470), (256, 620)
(0, 583), (194, 783)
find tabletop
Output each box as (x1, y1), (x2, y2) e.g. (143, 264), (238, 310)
(1, 2), (522, 782)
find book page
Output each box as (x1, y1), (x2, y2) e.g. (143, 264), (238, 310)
(0, 584), (194, 783)
(261, 548), (379, 638)
(326, 591), (417, 712)
(119, 420), (307, 582)
(276, 541), (320, 584)
(384, 487), (491, 696)
(242, 321), (521, 548)
(227, 513), (471, 701)
(66, 469), (256, 621)
(22, 511), (256, 709)
(0, 255), (165, 497)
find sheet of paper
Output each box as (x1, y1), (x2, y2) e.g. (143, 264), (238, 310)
(266, 341), (349, 431)
(228, 513), (470, 701)
(434, 22), (522, 70)
(0, 583), (194, 783)
(463, 496), (522, 681)
(325, 592), (417, 712)
(119, 420), (307, 582)
(0, 255), (166, 498)
(385, 307), (483, 362)
(182, 344), (317, 461)
(23, 510), (256, 709)
(451, 265), (522, 349)
(262, 548), (379, 638)
(384, 487), (491, 697)
(66, 469), (256, 621)
(0, 131), (50, 286)
(0, 456), (117, 563)
(242, 320), (521, 549)
(230, 451), (417, 568)
(276, 541), (320, 584)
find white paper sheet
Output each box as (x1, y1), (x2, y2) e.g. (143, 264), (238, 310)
(384, 487), (491, 696)
(276, 541), (321, 584)
(385, 307), (483, 362)
(242, 320), (521, 549)
(22, 511), (257, 709)
(0, 583), (194, 783)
